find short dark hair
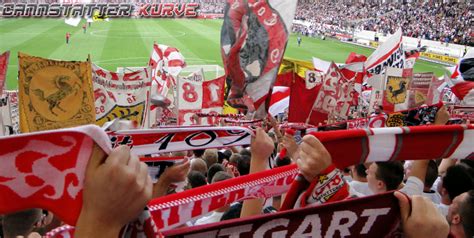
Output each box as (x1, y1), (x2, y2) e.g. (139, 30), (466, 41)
(425, 160), (438, 188)
(443, 164), (474, 201)
(207, 163), (225, 183)
(276, 156), (291, 167)
(217, 151), (226, 164)
(375, 161), (404, 191)
(187, 171), (207, 189)
(355, 164), (367, 178)
(229, 153), (242, 164)
(239, 149), (251, 157)
(193, 149), (205, 158)
(237, 155), (251, 176)
(2, 209), (41, 238)
(211, 171), (233, 183)
(459, 190), (474, 238)
(223, 150), (232, 160)
(220, 202), (242, 221)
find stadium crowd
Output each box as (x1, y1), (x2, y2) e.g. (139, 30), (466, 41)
(1, 109), (474, 237)
(294, 1), (472, 46)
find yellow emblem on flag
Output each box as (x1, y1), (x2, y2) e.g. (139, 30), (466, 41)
(18, 53), (95, 132)
(385, 76), (409, 104)
(414, 90), (427, 105)
(92, 10), (109, 22)
(96, 104), (145, 126)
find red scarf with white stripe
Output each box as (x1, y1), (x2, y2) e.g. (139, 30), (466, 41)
(149, 124), (474, 230)
(0, 125), (473, 235)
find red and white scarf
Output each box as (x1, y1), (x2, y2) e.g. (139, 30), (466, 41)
(149, 124), (474, 231)
(148, 164), (299, 230)
(162, 192), (401, 238)
(108, 126), (254, 155)
(0, 125), (111, 225)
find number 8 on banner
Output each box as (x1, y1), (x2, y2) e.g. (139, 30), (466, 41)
(178, 80), (202, 110)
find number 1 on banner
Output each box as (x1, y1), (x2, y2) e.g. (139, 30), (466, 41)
(209, 83), (220, 102)
(202, 77), (225, 108)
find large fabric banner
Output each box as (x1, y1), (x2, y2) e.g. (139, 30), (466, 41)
(92, 64), (151, 126)
(108, 126), (253, 155)
(365, 28), (405, 75)
(149, 43), (185, 97)
(406, 73), (434, 108)
(382, 67), (413, 112)
(163, 192), (400, 238)
(312, 62), (356, 118)
(221, 0), (297, 118)
(18, 53), (95, 132)
(268, 86), (290, 117)
(277, 59), (325, 125)
(147, 43), (185, 128)
(0, 90), (19, 136)
(0, 51), (10, 93)
(0, 125), (111, 225)
(177, 71), (225, 125)
(317, 103), (442, 130)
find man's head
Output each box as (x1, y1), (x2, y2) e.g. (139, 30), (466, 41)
(207, 163), (225, 183)
(2, 209), (41, 238)
(424, 160), (439, 190)
(447, 190), (474, 238)
(190, 158), (208, 176)
(367, 161), (404, 194)
(211, 171), (233, 184)
(237, 155), (251, 176)
(192, 149), (205, 159)
(187, 171), (207, 189)
(229, 153), (241, 164)
(351, 164), (368, 181)
(203, 149), (219, 168)
(440, 163), (474, 202)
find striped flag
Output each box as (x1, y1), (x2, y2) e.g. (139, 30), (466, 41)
(268, 86), (290, 117)
(148, 43), (185, 96)
(0, 51), (9, 93)
(365, 28), (405, 75)
(221, 0), (297, 118)
(450, 48), (474, 105)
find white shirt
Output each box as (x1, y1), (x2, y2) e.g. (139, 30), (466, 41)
(349, 180), (373, 196)
(437, 203), (449, 217)
(422, 190), (442, 204)
(194, 211), (225, 226)
(399, 176), (424, 196)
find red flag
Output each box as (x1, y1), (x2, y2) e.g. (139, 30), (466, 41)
(312, 62), (356, 119)
(345, 52), (367, 65)
(450, 48), (474, 104)
(221, 0), (297, 118)
(288, 73), (325, 124)
(177, 72), (226, 126)
(451, 81), (474, 100)
(268, 86), (290, 117)
(0, 51), (10, 93)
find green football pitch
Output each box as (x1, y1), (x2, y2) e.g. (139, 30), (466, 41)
(0, 18), (448, 90)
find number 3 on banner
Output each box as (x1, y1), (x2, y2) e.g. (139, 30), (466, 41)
(182, 112), (197, 125)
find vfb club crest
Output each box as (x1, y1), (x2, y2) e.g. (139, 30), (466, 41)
(385, 76), (409, 104)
